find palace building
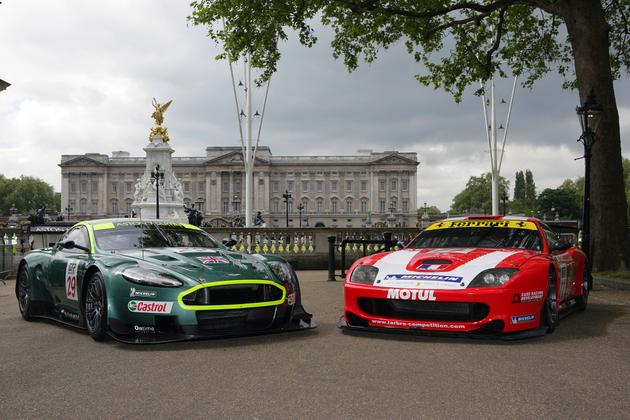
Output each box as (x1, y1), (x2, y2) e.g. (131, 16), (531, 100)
(59, 146), (419, 228)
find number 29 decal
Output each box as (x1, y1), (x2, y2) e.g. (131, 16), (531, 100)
(65, 262), (79, 301)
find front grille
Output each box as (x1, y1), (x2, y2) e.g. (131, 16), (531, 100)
(182, 283), (283, 306)
(358, 298), (489, 322)
(195, 308), (278, 332)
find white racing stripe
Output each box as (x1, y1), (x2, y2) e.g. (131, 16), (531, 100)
(373, 250), (518, 290)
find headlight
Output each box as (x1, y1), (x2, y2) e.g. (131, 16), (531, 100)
(121, 267), (183, 287)
(350, 265), (379, 284)
(468, 268), (518, 288)
(266, 261), (296, 305)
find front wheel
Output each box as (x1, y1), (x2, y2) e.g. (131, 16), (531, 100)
(16, 264), (33, 321)
(541, 270), (559, 333)
(84, 271), (108, 341)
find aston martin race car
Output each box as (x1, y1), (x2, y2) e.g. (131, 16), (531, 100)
(15, 219), (315, 343)
(340, 216), (588, 338)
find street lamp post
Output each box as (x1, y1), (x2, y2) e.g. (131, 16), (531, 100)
(576, 89), (602, 286)
(150, 164), (165, 219)
(297, 203), (304, 228)
(282, 190), (292, 228)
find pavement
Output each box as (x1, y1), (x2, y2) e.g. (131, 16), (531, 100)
(1, 271), (629, 419)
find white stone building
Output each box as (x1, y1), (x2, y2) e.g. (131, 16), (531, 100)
(59, 147), (419, 228)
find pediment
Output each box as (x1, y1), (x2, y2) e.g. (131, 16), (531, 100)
(205, 150), (269, 166)
(370, 153), (418, 166)
(59, 156), (107, 167)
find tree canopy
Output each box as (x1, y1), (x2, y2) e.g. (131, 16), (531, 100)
(0, 175), (58, 216)
(189, 0), (630, 270)
(450, 172), (509, 214)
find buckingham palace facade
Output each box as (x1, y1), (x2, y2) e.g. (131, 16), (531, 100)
(59, 146), (419, 228)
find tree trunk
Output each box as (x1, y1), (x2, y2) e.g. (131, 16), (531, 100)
(562, 0), (630, 271)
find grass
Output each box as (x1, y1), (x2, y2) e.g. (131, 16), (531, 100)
(594, 271), (630, 282)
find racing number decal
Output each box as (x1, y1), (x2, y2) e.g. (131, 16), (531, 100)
(554, 256), (574, 302)
(65, 262), (79, 301)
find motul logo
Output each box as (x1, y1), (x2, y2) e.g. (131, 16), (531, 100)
(128, 300), (173, 314)
(387, 288), (436, 301)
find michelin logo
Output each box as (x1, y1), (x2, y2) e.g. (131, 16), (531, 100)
(387, 288), (437, 301)
(510, 314), (536, 324)
(384, 274), (463, 283)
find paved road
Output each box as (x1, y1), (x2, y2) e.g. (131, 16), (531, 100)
(1, 272), (629, 419)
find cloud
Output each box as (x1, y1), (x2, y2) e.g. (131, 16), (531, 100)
(0, 0), (628, 212)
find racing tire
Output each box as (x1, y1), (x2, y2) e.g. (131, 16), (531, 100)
(575, 267), (590, 312)
(542, 269), (559, 333)
(16, 264), (33, 321)
(84, 271), (108, 341)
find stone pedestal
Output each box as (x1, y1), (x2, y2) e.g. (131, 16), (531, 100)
(132, 134), (186, 222)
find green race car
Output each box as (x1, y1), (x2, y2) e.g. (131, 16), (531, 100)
(15, 219), (315, 343)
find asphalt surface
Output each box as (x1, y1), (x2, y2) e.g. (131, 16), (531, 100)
(1, 272), (629, 419)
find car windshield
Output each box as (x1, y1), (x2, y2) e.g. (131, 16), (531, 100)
(93, 223), (220, 251)
(408, 227), (542, 251)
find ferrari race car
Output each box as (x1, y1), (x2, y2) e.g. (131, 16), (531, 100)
(340, 216), (588, 338)
(15, 219), (315, 343)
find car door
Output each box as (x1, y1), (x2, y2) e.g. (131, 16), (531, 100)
(542, 224), (576, 304)
(48, 226), (91, 317)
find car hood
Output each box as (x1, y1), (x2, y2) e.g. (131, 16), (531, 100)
(367, 247), (538, 290)
(112, 247), (275, 285)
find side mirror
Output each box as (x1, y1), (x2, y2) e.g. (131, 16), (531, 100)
(222, 238), (237, 248)
(59, 240), (90, 253)
(550, 242), (572, 253)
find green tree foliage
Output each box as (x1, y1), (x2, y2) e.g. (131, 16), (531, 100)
(450, 173), (509, 214)
(537, 187), (581, 220)
(417, 205), (442, 216)
(514, 171), (525, 201)
(0, 175), (58, 216)
(524, 170), (536, 205)
(189, 0), (630, 270)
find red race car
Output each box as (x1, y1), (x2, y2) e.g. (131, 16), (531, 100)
(339, 216), (588, 339)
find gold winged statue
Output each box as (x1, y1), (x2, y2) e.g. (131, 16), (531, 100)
(149, 98), (173, 142)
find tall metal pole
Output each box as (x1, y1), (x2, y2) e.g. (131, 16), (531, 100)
(490, 79), (499, 216)
(244, 53), (253, 228)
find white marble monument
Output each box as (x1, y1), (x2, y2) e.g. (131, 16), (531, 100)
(131, 99), (186, 222)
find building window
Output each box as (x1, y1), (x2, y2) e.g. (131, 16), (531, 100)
(361, 199), (368, 213)
(331, 198), (338, 213)
(345, 199), (353, 213)
(272, 199), (279, 213)
(79, 198), (87, 213)
(222, 181), (229, 193)
(184, 182), (191, 193)
(331, 181), (337, 193)
(302, 181), (308, 193)
(379, 200), (386, 213)
(272, 181), (279, 192)
(222, 200), (229, 214)
(402, 199), (408, 213)
(316, 198), (323, 213)
(361, 180), (368, 192)
(391, 179), (397, 191)
(390, 198), (397, 211)
(288, 201), (293, 213)
(316, 181), (323, 193)
(112, 182), (118, 193)
(111, 199), (118, 215)
(197, 181), (205, 193)
(301, 199), (308, 213)
(91, 181), (98, 192)
(235, 179), (241, 193)
(402, 179), (408, 191)
(126, 182), (133, 194)
(91, 200), (98, 213)
(80, 182), (87, 193)
(287, 181), (294, 192)
(195, 201), (205, 213)
(125, 199), (132, 214)
(379, 179), (386, 192)
(345, 180), (352, 192)
(70, 182), (76, 193)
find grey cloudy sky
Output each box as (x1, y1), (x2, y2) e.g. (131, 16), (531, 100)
(0, 0), (628, 211)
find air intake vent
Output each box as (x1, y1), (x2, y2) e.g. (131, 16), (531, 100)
(421, 259), (452, 265)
